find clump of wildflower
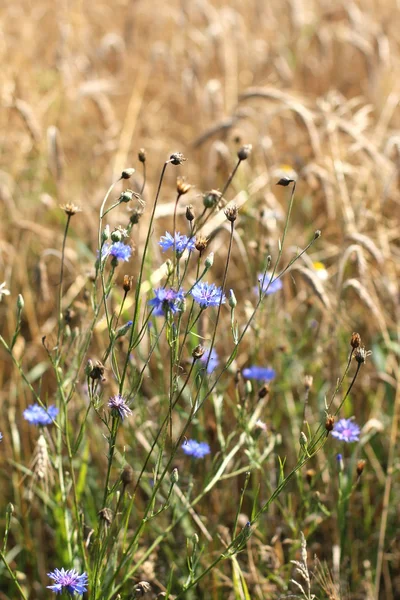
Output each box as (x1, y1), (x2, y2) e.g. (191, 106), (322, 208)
(199, 348), (219, 374)
(47, 568), (88, 595)
(159, 232), (195, 254)
(102, 242), (132, 263)
(148, 287), (184, 316)
(256, 272), (282, 295)
(191, 282), (226, 308)
(331, 418), (360, 443)
(23, 404), (58, 426)
(108, 395), (132, 420)
(182, 439), (211, 459)
(242, 366), (276, 382)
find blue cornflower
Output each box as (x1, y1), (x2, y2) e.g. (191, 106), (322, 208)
(108, 395), (132, 420)
(190, 282), (226, 308)
(182, 439), (211, 459)
(148, 287), (184, 316)
(199, 348), (219, 374)
(0, 432), (2, 442)
(47, 568), (88, 595)
(331, 418), (360, 443)
(242, 366), (276, 381)
(102, 242), (131, 262)
(159, 231), (195, 254)
(256, 272), (283, 295)
(23, 404), (58, 426)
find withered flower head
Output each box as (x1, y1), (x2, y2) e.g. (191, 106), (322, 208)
(237, 144), (252, 161)
(138, 148), (146, 163)
(60, 203), (81, 216)
(133, 582), (151, 597)
(170, 152), (186, 165)
(177, 176), (191, 196)
(123, 275), (134, 293)
(130, 207), (144, 225)
(185, 204), (195, 222)
(354, 346), (371, 364)
(224, 203), (238, 223)
(325, 415), (335, 432)
(98, 507), (113, 526)
(89, 360), (106, 382)
(195, 236), (208, 252)
(192, 345), (205, 360)
(356, 459), (366, 477)
(119, 189), (141, 203)
(350, 332), (361, 349)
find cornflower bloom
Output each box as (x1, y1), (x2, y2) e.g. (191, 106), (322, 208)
(190, 282), (225, 308)
(182, 439), (211, 459)
(148, 287), (184, 316)
(108, 395), (132, 420)
(159, 231), (195, 254)
(256, 272), (282, 295)
(242, 366), (276, 382)
(102, 242), (131, 262)
(331, 418), (360, 443)
(199, 348), (219, 374)
(47, 568), (88, 595)
(23, 404), (58, 426)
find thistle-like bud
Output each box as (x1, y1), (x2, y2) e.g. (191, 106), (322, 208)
(121, 168), (135, 179)
(237, 144), (252, 161)
(229, 289), (237, 309)
(325, 415), (335, 432)
(121, 465), (134, 489)
(111, 229), (123, 243)
(171, 468), (179, 484)
(185, 205), (195, 222)
(170, 152), (186, 165)
(123, 275), (133, 293)
(17, 294), (24, 311)
(203, 189), (221, 209)
(354, 347), (369, 364)
(195, 236), (208, 252)
(89, 360), (106, 382)
(356, 459), (366, 477)
(205, 252), (214, 269)
(350, 332), (361, 349)
(192, 345), (205, 360)
(224, 203), (238, 222)
(98, 507), (113, 526)
(177, 176), (191, 196)
(115, 320), (133, 340)
(138, 148), (146, 163)
(102, 225), (110, 243)
(130, 207), (144, 225)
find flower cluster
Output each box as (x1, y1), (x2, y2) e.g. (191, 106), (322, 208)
(23, 404), (59, 426)
(242, 366), (276, 382)
(102, 242), (132, 263)
(149, 287), (184, 316)
(182, 439), (211, 459)
(191, 282), (225, 308)
(47, 568), (88, 595)
(331, 418), (360, 443)
(108, 395), (132, 420)
(159, 231), (195, 254)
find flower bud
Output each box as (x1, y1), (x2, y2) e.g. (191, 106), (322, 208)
(237, 144), (252, 161)
(186, 205), (195, 222)
(350, 332), (361, 349)
(229, 289), (237, 309)
(111, 229), (123, 243)
(121, 168), (135, 179)
(205, 252), (214, 269)
(17, 294), (24, 311)
(102, 225), (110, 242)
(171, 468), (179, 484)
(325, 415), (335, 432)
(138, 148), (146, 163)
(192, 345), (205, 360)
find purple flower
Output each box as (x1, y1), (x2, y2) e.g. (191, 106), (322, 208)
(23, 404), (59, 426)
(199, 348), (219, 374)
(182, 439), (211, 459)
(108, 395), (132, 420)
(256, 272), (282, 295)
(102, 242), (131, 262)
(242, 366), (276, 382)
(148, 287), (184, 316)
(190, 282), (226, 308)
(159, 231), (195, 254)
(331, 418), (360, 443)
(47, 568), (88, 595)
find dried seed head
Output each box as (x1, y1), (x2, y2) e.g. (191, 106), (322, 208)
(304, 375), (313, 391)
(98, 507), (113, 526)
(305, 469), (316, 485)
(350, 332), (362, 349)
(60, 203), (81, 216)
(325, 415), (335, 432)
(89, 360), (106, 382)
(203, 189), (221, 209)
(170, 152), (186, 165)
(354, 346), (371, 364)
(123, 275), (133, 293)
(177, 176), (191, 196)
(314, 230), (321, 239)
(121, 168), (135, 179)
(192, 345), (206, 360)
(356, 459), (366, 477)
(133, 581), (152, 597)
(237, 144), (252, 161)
(224, 203), (238, 222)
(258, 384), (269, 399)
(138, 148), (146, 163)
(195, 236), (208, 252)
(276, 177), (295, 187)
(185, 204), (195, 222)
(130, 207), (144, 225)
(121, 465), (134, 489)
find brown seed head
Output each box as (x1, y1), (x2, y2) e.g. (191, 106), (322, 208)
(98, 507), (113, 526)
(170, 152), (186, 165)
(60, 203), (81, 216)
(325, 415), (335, 432)
(138, 148), (146, 163)
(354, 346), (370, 364)
(224, 203), (238, 223)
(237, 144), (252, 161)
(195, 236), (208, 252)
(258, 384), (269, 399)
(130, 207), (144, 225)
(177, 176), (191, 196)
(123, 275), (133, 293)
(121, 464), (134, 489)
(192, 345), (205, 360)
(356, 459), (366, 477)
(351, 332), (362, 349)
(185, 205), (195, 222)
(121, 168), (135, 179)
(89, 360), (106, 381)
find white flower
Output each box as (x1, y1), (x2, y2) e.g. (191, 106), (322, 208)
(0, 282), (10, 301)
